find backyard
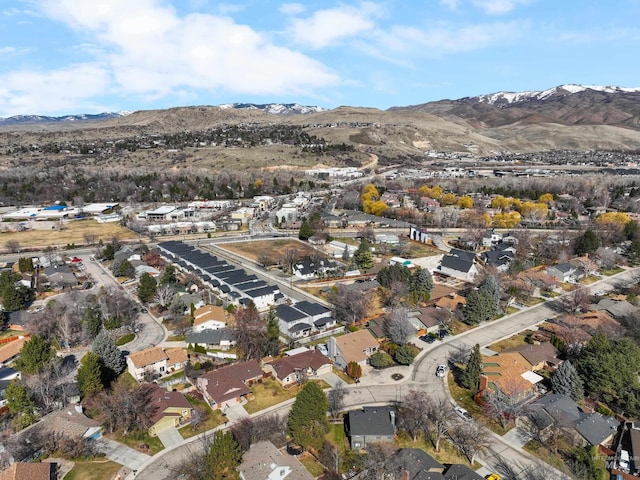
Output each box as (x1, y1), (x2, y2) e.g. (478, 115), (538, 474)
(179, 392), (225, 440)
(63, 460), (122, 480)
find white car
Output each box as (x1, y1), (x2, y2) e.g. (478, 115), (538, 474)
(436, 365), (446, 377)
(454, 406), (472, 421)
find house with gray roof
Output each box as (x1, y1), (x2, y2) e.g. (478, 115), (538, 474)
(591, 298), (638, 320)
(546, 262), (578, 282)
(437, 249), (478, 281)
(239, 441), (314, 480)
(383, 448), (444, 479)
(346, 406), (396, 449)
(186, 329), (236, 350)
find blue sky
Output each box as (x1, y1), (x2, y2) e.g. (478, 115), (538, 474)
(1, 0), (639, 116)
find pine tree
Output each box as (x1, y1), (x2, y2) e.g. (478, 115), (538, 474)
(5, 380), (37, 430)
(205, 430), (242, 480)
(137, 272), (157, 303)
(354, 239), (375, 272)
(288, 382), (329, 451)
(551, 360), (584, 401)
(92, 330), (126, 382)
(76, 351), (104, 398)
(82, 304), (103, 339)
(574, 229), (600, 256)
(462, 289), (494, 325)
(410, 267), (434, 302)
(479, 275), (502, 315)
(264, 306), (281, 357)
(13, 335), (55, 375)
(298, 218), (314, 241)
(460, 344), (482, 391)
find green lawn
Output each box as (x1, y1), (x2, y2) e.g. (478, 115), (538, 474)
(602, 267), (625, 276)
(179, 394), (225, 440)
(115, 333), (135, 346)
(488, 330), (536, 353)
(298, 452), (325, 477)
(107, 430), (164, 456)
(244, 378), (330, 414)
(64, 460), (122, 480)
(395, 431), (479, 468)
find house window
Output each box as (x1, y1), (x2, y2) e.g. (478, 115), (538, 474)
(160, 366), (165, 372)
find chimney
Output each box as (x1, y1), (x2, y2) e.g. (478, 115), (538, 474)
(401, 471), (410, 480)
(74, 404), (84, 414)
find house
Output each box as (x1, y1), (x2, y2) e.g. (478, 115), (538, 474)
(0, 335), (30, 367)
(192, 305), (227, 332)
(44, 264), (77, 289)
(35, 405), (102, 440)
(480, 352), (543, 398)
(0, 463), (57, 480)
(434, 293), (466, 312)
(346, 406), (396, 449)
(628, 422), (640, 475)
(0, 367), (20, 407)
(328, 329), (379, 369)
(238, 441), (314, 480)
(442, 464), (485, 480)
(409, 226), (430, 244)
(126, 347), (188, 381)
(382, 448), (445, 479)
(502, 342), (562, 371)
(293, 257), (338, 280)
(546, 263), (578, 282)
(437, 249), (478, 281)
(389, 257), (413, 267)
(196, 360), (263, 410)
(264, 349), (332, 387)
(531, 393), (619, 446)
(186, 329), (236, 350)
(590, 298), (638, 320)
(147, 384), (193, 436)
(275, 304), (313, 339)
(415, 307), (444, 334)
(480, 249), (514, 272)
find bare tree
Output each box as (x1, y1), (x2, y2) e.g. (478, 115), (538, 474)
(328, 381), (347, 420)
(448, 342), (471, 365)
(155, 284), (175, 310)
(560, 287), (591, 314)
(233, 304), (267, 361)
(493, 455), (561, 480)
(424, 397), (454, 452)
(83, 232), (97, 245)
(383, 307), (414, 345)
(328, 284), (376, 325)
(483, 388), (531, 430)
(5, 240), (20, 253)
(447, 422), (489, 464)
(96, 377), (158, 435)
(398, 389), (429, 441)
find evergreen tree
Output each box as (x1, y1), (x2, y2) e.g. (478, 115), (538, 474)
(5, 380), (37, 430)
(116, 259), (135, 278)
(410, 267), (434, 302)
(462, 289), (494, 325)
(205, 430), (242, 480)
(376, 264), (412, 289)
(460, 344), (482, 391)
(288, 382), (329, 451)
(298, 218), (314, 241)
(92, 330), (126, 382)
(341, 245), (350, 262)
(76, 351), (104, 398)
(82, 304), (103, 339)
(574, 229), (600, 256)
(13, 335), (55, 375)
(354, 239), (375, 272)
(264, 306), (281, 357)
(479, 275), (502, 315)
(628, 240), (640, 266)
(159, 264), (177, 285)
(551, 360), (584, 401)
(137, 272), (157, 302)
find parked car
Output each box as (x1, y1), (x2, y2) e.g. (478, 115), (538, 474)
(438, 329), (450, 339)
(486, 474), (502, 480)
(454, 406), (472, 421)
(436, 365), (446, 377)
(420, 334), (436, 344)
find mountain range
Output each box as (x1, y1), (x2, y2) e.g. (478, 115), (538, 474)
(2, 85), (640, 158)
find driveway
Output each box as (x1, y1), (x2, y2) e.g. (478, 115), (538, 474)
(96, 437), (151, 470)
(157, 427), (183, 449)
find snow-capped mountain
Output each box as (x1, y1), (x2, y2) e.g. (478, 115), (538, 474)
(0, 111), (132, 125)
(218, 103), (325, 115)
(474, 84), (640, 105)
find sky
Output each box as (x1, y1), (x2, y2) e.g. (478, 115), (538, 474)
(1, 0), (640, 117)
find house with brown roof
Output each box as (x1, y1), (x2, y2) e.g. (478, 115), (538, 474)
(434, 293), (466, 312)
(503, 342), (562, 371)
(196, 360), (263, 410)
(126, 347), (188, 381)
(239, 441), (314, 480)
(264, 349), (332, 387)
(0, 335), (30, 367)
(192, 304), (227, 332)
(480, 352), (543, 398)
(147, 384), (193, 436)
(328, 329), (379, 369)
(0, 462), (57, 480)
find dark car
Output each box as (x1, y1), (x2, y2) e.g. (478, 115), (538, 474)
(438, 329), (450, 338)
(420, 334), (436, 344)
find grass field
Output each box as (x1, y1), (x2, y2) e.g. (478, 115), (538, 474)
(0, 219), (138, 251)
(488, 330), (536, 352)
(63, 460), (122, 480)
(219, 238), (315, 262)
(179, 394), (225, 440)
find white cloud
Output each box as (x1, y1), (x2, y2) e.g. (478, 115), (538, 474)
(0, 63), (111, 116)
(279, 3), (305, 15)
(287, 2), (383, 49)
(376, 20), (525, 56)
(25, 0), (338, 104)
(472, 0), (532, 15)
(438, 0), (459, 10)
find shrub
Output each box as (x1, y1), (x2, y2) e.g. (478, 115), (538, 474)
(394, 345), (419, 365)
(369, 351), (394, 369)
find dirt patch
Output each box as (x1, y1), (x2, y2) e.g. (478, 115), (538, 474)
(219, 238), (315, 262)
(0, 219), (138, 252)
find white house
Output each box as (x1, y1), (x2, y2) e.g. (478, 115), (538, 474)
(127, 347), (188, 381)
(192, 305), (227, 332)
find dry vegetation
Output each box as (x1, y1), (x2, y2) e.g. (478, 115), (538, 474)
(218, 238), (315, 262)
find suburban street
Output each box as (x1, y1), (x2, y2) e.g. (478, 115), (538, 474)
(132, 267), (637, 480)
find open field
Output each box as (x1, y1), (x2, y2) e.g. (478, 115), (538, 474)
(0, 219), (138, 251)
(219, 238), (315, 262)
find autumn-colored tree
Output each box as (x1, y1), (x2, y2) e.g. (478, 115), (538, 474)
(346, 361), (362, 380)
(538, 193), (554, 204)
(456, 195), (474, 209)
(492, 211), (521, 228)
(440, 192), (457, 206)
